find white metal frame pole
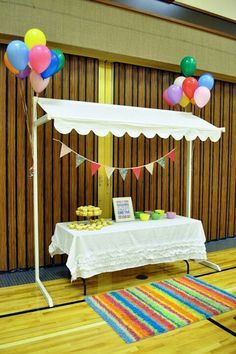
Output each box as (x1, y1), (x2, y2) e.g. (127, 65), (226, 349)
(32, 97), (54, 307)
(186, 141), (192, 218)
(186, 140), (221, 271)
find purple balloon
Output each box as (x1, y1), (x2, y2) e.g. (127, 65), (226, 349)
(163, 89), (174, 105)
(167, 84), (183, 105)
(17, 65), (31, 80)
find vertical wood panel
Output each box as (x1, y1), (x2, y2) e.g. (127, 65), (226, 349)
(0, 52), (7, 270)
(7, 71), (17, 269)
(0, 46), (235, 271)
(227, 84), (236, 237)
(26, 78), (34, 268)
(16, 80), (27, 268)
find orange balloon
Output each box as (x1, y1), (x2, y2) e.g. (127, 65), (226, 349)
(4, 52), (19, 74)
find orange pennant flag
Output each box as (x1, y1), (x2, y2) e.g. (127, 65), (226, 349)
(132, 167), (142, 180)
(91, 162), (101, 176)
(168, 150), (175, 162)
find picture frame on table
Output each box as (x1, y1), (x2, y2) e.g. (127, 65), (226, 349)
(112, 197), (135, 223)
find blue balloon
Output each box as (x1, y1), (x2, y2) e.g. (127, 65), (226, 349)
(198, 73), (214, 90)
(41, 49), (59, 79)
(6, 40), (29, 71)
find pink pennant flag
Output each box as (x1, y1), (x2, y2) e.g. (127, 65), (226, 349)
(91, 162), (101, 176)
(105, 166), (115, 179)
(145, 163), (154, 175)
(132, 167), (142, 180)
(60, 143), (72, 158)
(167, 149), (175, 162)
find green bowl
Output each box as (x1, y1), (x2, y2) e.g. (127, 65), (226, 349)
(151, 212), (161, 220)
(134, 211), (143, 219)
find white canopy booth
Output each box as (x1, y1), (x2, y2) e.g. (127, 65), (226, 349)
(32, 97), (225, 307)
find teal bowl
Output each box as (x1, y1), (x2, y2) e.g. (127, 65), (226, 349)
(151, 212), (161, 220)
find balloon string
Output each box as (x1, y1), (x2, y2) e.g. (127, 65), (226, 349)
(19, 80), (35, 177)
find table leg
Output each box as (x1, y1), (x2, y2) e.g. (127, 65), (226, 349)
(184, 260), (190, 274)
(81, 278), (87, 296)
(195, 260), (221, 272)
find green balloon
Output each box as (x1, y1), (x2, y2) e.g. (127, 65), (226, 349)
(53, 48), (65, 73)
(180, 56), (197, 77)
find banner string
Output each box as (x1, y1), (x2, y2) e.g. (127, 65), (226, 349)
(53, 138), (175, 170)
(19, 80), (34, 177)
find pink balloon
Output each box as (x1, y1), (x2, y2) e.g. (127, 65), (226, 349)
(29, 45), (51, 74)
(30, 70), (50, 93)
(163, 88), (174, 106)
(194, 86), (211, 108)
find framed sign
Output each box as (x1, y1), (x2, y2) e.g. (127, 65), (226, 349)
(112, 197), (135, 222)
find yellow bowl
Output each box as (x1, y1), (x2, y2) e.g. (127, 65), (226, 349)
(140, 213), (150, 221)
(155, 209), (165, 216)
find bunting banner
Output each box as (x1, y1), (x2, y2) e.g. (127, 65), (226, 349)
(105, 166), (115, 179)
(157, 158), (165, 168)
(91, 162), (101, 176)
(76, 155), (85, 168)
(132, 167), (142, 180)
(167, 150), (175, 162)
(145, 163), (154, 175)
(60, 143), (72, 158)
(54, 139), (175, 180)
(119, 168), (128, 181)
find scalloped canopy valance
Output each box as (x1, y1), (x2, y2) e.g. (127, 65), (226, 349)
(37, 98), (225, 142)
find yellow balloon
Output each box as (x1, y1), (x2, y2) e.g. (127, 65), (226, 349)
(179, 94), (190, 108)
(24, 28), (46, 49)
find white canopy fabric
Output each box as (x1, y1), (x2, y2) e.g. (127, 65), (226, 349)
(37, 98), (225, 142)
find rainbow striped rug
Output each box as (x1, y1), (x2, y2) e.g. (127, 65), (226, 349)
(85, 275), (236, 343)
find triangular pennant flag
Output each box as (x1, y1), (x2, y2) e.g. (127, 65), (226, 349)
(60, 143), (72, 158)
(145, 163), (154, 175)
(167, 149), (175, 162)
(76, 154), (85, 168)
(105, 166), (115, 179)
(132, 167), (142, 180)
(119, 168), (128, 181)
(91, 162), (101, 176)
(157, 158), (165, 168)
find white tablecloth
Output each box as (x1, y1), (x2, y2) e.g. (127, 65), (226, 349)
(49, 216), (207, 280)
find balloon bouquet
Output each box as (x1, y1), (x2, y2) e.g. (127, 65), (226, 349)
(163, 56), (214, 109)
(4, 28), (65, 93)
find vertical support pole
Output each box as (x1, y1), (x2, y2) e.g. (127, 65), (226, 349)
(186, 140), (192, 218)
(32, 97), (53, 307)
(98, 61), (113, 218)
(32, 97), (39, 280)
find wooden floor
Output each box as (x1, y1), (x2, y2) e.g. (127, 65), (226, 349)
(0, 248), (236, 353)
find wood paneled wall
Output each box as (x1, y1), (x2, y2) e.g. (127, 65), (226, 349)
(0, 45), (98, 271)
(0, 49), (235, 271)
(113, 63), (236, 242)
